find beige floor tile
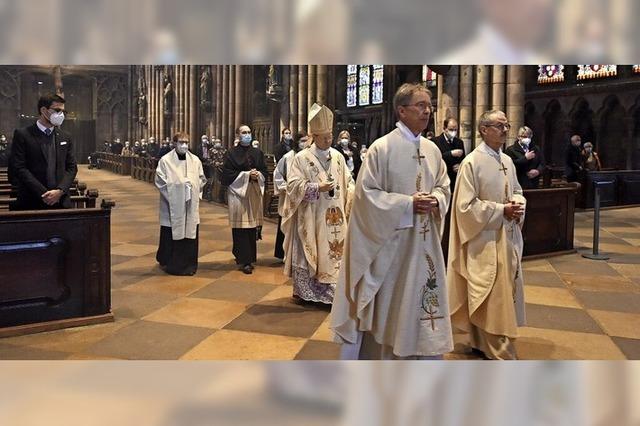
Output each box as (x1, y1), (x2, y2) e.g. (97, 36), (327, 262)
(198, 251), (236, 263)
(222, 268), (290, 285)
(0, 318), (135, 353)
(111, 256), (159, 272)
(111, 243), (159, 257)
(143, 297), (247, 329)
(310, 317), (335, 342)
(180, 329), (306, 360)
(515, 327), (626, 360)
(123, 275), (213, 296)
(588, 310), (640, 339)
(609, 263), (640, 278)
(258, 285), (294, 302)
(559, 273), (638, 293)
(524, 286), (582, 309)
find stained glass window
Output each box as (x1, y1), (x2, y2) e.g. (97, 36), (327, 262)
(346, 65), (384, 107)
(372, 65), (384, 104)
(537, 65), (564, 84)
(347, 66), (357, 107)
(422, 65), (437, 87)
(577, 65), (617, 80)
(633, 65), (640, 74)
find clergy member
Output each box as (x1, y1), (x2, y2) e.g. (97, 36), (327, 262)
(331, 83), (453, 359)
(221, 124), (268, 274)
(273, 131), (309, 262)
(155, 132), (206, 276)
(282, 105), (355, 305)
(447, 109), (526, 360)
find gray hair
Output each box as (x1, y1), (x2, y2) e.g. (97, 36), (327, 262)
(477, 110), (505, 137)
(584, 141), (593, 148)
(518, 126), (533, 137)
(393, 83), (432, 115)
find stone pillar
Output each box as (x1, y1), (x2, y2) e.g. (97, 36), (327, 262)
(235, 65), (243, 127)
(474, 65), (490, 144)
(437, 66), (459, 134)
(491, 65), (506, 111)
(298, 65), (308, 133)
(280, 65), (290, 132)
(189, 65), (197, 145)
(290, 65), (298, 132)
(215, 65), (222, 139)
(229, 65), (236, 142)
(147, 67), (152, 139)
(506, 65), (525, 145)
(316, 65), (327, 105)
(222, 65), (229, 146)
(307, 65), (317, 110)
(459, 65), (474, 152)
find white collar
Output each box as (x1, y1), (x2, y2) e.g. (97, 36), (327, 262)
(310, 143), (331, 162)
(36, 120), (54, 134)
(478, 142), (503, 161)
(396, 121), (421, 143)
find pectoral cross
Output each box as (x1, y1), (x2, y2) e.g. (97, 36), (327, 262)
(413, 149), (425, 165)
(499, 162), (508, 175)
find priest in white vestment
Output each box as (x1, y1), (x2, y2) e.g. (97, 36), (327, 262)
(447, 110), (527, 360)
(282, 104), (355, 304)
(331, 83), (453, 359)
(155, 133), (206, 276)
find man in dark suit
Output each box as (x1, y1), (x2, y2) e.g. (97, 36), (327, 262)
(431, 117), (466, 192)
(565, 134), (583, 182)
(505, 126), (545, 189)
(9, 93), (77, 210)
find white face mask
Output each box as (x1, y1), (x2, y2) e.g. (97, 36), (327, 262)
(340, 138), (349, 147)
(175, 142), (189, 155)
(1, 137), (6, 143)
(48, 110), (65, 127)
(213, 142), (222, 149)
(521, 137), (531, 146)
(447, 130), (457, 139)
(284, 134), (292, 141)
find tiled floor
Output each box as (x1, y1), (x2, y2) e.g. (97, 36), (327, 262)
(1, 166), (638, 360)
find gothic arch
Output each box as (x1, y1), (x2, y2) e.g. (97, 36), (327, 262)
(597, 95), (628, 169)
(524, 101), (545, 150)
(568, 97), (595, 145)
(542, 99), (568, 166)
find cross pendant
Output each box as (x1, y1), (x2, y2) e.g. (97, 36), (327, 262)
(420, 221), (430, 241)
(499, 162), (508, 175)
(413, 149), (425, 165)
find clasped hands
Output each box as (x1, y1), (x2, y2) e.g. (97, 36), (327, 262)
(504, 200), (525, 222)
(413, 192), (439, 215)
(41, 189), (63, 206)
(249, 169), (260, 181)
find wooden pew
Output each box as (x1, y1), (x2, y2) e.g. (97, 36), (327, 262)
(0, 198), (115, 336)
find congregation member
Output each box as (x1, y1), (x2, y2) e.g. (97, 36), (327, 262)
(565, 135), (583, 182)
(275, 128), (293, 162)
(505, 126), (545, 189)
(582, 141), (602, 171)
(432, 117), (465, 193)
(9, 93), (77, 211)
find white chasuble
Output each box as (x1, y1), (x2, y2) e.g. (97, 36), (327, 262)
(282, 146), (354, 283)
(330, 127), (454, 357)
(447, 142), (527, 338)
(155, 150), (206, 240)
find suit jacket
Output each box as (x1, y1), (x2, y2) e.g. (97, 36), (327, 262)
(10, 123), (77, 210)
(565, 144), (583, 182)
(432, 133), (466, 191)
(505, 142), (545, 189)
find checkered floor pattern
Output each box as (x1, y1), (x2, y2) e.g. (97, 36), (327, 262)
(1, 166), (638, 360)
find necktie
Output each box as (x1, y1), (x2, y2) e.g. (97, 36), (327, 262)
(45, 128), (52, 137)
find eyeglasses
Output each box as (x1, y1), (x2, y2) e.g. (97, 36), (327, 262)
(48, 108), (65, 113)
(402, 102), (433, 112)
(484, 123), (511, 131)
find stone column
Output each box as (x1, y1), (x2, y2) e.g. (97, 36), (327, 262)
(235, 65), (243, 127)
(506, 65), (525, 144)
(229, 65), (236, 142)
(189, 65), (197, 145)
(437, 66), (459, 133)
(290, 65), (299, 132)
(307, 65), (317, 110)
(491, 65), (506, 111)
(316, 65), (327, 105)
(459, 65), (474, 152)
(222, 65), (229, 146)
(215, 65), (222, 139)
(474, 65), (490, 144)
(298, 65), (308, 133)
(280, 65), (290, 132)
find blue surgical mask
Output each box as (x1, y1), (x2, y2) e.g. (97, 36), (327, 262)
(240, 134), (252, 146)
